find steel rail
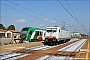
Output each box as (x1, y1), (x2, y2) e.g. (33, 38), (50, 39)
(30, 39), (77, 51)
(0, 52), (29, 60)
(37, 39), (87, 60)
(64, 39), (87, 60)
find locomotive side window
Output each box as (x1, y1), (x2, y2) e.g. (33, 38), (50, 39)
(35, 31), (39, 35)
(59, 29), (60, 33)
(39, 31), (42, 36)
(44, 33), (46, 37)
(35, 31), (42, 36)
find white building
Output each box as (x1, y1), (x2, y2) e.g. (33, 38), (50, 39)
(71, 32), (81, 38)
(0, 29), (20, 38)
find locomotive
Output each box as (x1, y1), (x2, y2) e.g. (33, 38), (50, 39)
(20, 27), (46, 43)
(44, 26), (71, 45)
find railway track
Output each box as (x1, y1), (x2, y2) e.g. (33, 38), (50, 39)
(0, 39), (85, 60)
(27, 39), (77, 51)
(36, 39), (87, 60)
(0, 39), (76, 60)
(58, 39), (87, 52)
(27, 45), (58, 50)
(0, 52), (30, 60)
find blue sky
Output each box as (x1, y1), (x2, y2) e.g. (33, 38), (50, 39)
(0, 0), (89, 34)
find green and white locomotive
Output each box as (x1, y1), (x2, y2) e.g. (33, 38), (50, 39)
(20, 27), (46, 42)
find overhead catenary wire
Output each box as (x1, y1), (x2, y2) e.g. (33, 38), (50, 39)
(1, 1), (58, 28)
(6, 0), (54, 21)
(23, 0), (55, 20)
(66, 0), (88, 34)
(1, 0), (62, 27)
(0, 2), (43, 21)
(65, 0), (77, 18)
(0, 0), (59, 27)
(6, 0), (59, 26)
(57, 0), (88, 34)
(22, 0), (60, 26)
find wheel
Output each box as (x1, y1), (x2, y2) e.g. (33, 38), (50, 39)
(44, 42), (48, 45)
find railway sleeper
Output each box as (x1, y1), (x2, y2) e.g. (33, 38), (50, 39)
(13, 49), (32, 53)
(47, 51), (79, 57)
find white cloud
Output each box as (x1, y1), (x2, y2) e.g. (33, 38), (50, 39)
(40, 24), (45, 27)
(14, 19), (25, 22)
(50, 20), (55, 22)
(18, 19), (25, 22)
(44, 19), (48, 21)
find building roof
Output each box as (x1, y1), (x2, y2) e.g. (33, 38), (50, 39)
(0, 29), (7, 32)
(10, 30), (20, 33)
(0, 29), (20, 33)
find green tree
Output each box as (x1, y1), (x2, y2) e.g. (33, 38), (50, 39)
(7, 25), (15, 30)
(0, 24), (6, 30)
(80, 33), (86, 36)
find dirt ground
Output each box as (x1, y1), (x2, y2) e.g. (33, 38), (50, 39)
(0, 38), (78, 54)
(77, 37), (90, 60)
(1, 38), (87, 60)
(0, 41), (44, 53)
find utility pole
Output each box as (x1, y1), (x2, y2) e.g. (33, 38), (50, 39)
(74, 27), (76, 32)
(0, 16), (1, 24)
(62, 19), (65, 29)
(89, 0), (90, 37)
(88, 17), (90, 37)
(31, 21), (33, 27)
(0, 0), (1, 24)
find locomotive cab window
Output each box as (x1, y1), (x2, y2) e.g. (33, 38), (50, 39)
(22, 28), (29, 31)
(52, 29), (57, 32)
(47, 28), (57, 32)
(21, 28), (29, 34)
(47, 28), (51, 32)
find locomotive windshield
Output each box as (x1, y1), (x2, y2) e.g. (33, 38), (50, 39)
(21, 28), (29, 34)
(47, 28), (57, 32)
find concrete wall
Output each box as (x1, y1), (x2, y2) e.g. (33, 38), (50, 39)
(0, 38), (14, 45)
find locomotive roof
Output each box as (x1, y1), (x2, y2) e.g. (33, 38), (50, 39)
(47, 26), (70, 31)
